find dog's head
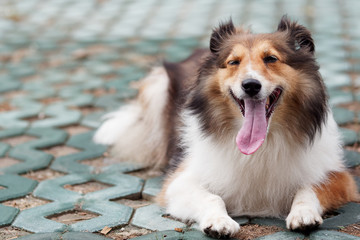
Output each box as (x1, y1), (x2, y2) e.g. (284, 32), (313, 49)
(189, 16), (327, 155)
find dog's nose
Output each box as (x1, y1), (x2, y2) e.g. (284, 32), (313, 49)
(242, 79), (262, 97)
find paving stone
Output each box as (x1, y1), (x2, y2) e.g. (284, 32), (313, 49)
(255, 231), (305, 240)
(0, 174), (37, 201)
(31, 104), (82, 128)
(95, 95), (125, 110)
(251, 217), (287, 229)
(339, 128), (358, 146)
(4, 128), (67, 174)
(0, 142), (10, 157)
(81, 111), (105, 129)
(344, 150), (360, 168)
(16, 172), (141, 232)
(16, 232), (62, 240)
(51, 131), (107, 174)
(63, 232), (112, 240)
(133, 229), (220, 240)
(0, 78), (21, 93)
(132, 204), (186, 231)
(0, 204), (19, 226)
(142, 176), (164, 200)
(328, 90), (353, 105)
(310, 230), (360, 240)
(0, 98), (42, 129)
(320, 203), (360, 229)
(13, 201), (75, 232)
(332, 107), (355, 125)
(324, 74), (352, 90)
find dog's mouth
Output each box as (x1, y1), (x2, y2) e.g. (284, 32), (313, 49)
(230, 88), (283, 155)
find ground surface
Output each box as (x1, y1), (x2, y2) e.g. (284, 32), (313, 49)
(0, 0), (360, 239)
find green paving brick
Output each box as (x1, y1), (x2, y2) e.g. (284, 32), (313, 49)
(63, 232), (112, 240)
(4, 128), (67, 174)
(132, 204), (186, 231)
(10, 65), (36, 78)
(95, 95), (124, 110)
(27, 173), (140, 232)
(328, 90), (353, 106)
(0, 98), (42, 129)
(251, 217), (287, 229)
(0, 142), (10, 157)
(0, 174), (37, 201)
(339, 128), (358, 146)
(310, 230), (360, 240)
(133, 229), (222, 240)
(81, 111), (105, 128)
(321, 202), (360, 229)
(332, 107), (355, 125)
(0, 77), (21, 93)
(31, 104), (82, 128)
(70, 201), (133, 232)
(255, 231), (305, 240)
(16, 232), (62, 240)
(51, 131), (107, 174)
(13, 201), (74, 232)
(142, 176), (164, 200)
(64, 94), (94, 107)
(344, 150), (360, 168)
(0, 204), (19, 226)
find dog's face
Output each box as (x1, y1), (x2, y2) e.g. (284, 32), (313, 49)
(189, 16), (327, 154)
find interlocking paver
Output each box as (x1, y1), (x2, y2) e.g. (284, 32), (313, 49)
(132, 229), (221, 240)
(0, 204), (19, 226)
(255, 231), (305, 240)
(0, 0), (359, 239)
(0, 174), (37, 201)
(310, 230), (360, 240)
(132, 204), (186, 231)
(3, 128), (67, 174)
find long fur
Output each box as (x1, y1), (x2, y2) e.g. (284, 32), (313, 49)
(95, 16), (358, 238)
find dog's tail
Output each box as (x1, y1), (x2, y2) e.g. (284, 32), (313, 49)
(93, 67), (170, 170)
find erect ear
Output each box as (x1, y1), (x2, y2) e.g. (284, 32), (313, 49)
(210, 19), (236, 55)
(277, 15), (315, 54)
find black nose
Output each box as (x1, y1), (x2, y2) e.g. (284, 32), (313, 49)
(242, 79), (262, 97)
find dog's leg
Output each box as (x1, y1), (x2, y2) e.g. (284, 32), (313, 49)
(287, 171), (359, 231)
(286, 187), (323, 230)
(160, 170), (240, 238)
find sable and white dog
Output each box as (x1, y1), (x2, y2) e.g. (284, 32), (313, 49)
(94, 16), (359, 238)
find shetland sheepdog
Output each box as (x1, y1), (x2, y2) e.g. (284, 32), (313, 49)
(94, 16), (359, 238)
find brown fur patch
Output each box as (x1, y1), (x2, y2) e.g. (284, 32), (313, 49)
(314, 171), (360, 212)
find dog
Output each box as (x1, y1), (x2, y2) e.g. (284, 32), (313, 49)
(94, 16), (359, 238)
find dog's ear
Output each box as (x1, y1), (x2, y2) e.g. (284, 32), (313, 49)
(210, 19), (236, 55)
(277, 15), (315, 54)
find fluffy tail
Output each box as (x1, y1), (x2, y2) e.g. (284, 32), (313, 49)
(93, 67), (170, 169)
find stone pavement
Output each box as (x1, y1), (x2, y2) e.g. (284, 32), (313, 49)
(0, 0), (359, 239)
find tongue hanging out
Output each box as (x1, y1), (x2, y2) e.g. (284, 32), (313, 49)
(236, 98), (268, 155)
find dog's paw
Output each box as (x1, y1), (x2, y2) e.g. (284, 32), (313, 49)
(286, 206), (323, 231)
(200, 215), (240, 239)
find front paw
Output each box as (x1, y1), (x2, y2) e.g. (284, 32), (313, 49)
(200, 215), (240, 239)
(286, 206), (323, 231)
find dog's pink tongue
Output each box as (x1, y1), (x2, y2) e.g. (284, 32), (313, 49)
(236, 99), (267, 155)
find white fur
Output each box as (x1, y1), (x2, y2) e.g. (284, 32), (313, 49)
(93, 67), (170, 169)
(286, 187), (323, 230)
(165, 109), (344, 233)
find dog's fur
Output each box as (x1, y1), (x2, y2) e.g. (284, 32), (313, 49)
(94, 16), (359, 238)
